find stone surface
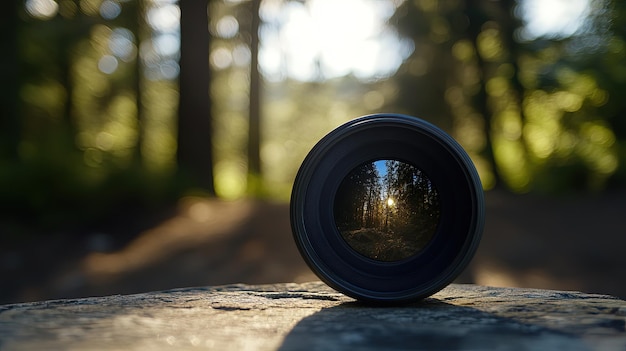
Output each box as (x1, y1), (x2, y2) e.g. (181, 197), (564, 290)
(1, 282), (625, 350)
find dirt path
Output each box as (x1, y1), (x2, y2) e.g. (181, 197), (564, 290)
(1, 190), (625, 304)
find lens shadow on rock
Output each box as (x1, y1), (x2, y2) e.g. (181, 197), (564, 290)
(278, 299), (589, 351)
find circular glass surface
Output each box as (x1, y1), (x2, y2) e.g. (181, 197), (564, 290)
(334, 159), (441, 262)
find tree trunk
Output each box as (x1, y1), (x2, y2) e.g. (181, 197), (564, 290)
(177, 0), (215, 195)
(0, 0), (21, 160)
(247, 0), (262, 192)
(465, 0), (502, 186)
(132, 0), (146, 163)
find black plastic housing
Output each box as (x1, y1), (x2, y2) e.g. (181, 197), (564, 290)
(290, 114), (484, 303)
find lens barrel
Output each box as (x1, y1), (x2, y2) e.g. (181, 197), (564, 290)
(290, 114), (484, 303)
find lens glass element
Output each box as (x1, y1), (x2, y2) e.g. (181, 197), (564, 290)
(334, 159), (441, 262)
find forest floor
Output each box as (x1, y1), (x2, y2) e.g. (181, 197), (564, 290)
(1, 189), (626, 304)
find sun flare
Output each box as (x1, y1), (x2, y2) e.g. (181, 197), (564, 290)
(387, 198), (395, 207)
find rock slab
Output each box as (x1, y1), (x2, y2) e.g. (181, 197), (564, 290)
(1, 282), (625, 350)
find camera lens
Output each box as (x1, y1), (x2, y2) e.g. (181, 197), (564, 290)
(290, 114), (484, 303)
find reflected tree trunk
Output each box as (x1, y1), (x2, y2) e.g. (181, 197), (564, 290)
(177, 0), (215, 194)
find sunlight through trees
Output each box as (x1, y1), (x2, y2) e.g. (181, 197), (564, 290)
(334, 160), (440, 261)
(2, 0), (626, 232)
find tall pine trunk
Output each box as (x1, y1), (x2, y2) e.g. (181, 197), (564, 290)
(0, 0), (21, 160)
(247, 0), (262, 193)
(177, 0), (215, 194)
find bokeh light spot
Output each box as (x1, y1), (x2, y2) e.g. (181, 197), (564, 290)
(109, 28), (136, 61)
(159, 60), (180, 80)
(96, 132), (115, 151)
(452, 40), (475, 62)
(232, 44), (251, 67)
(477, 28), (503, 61)
(154, 33), (180, 57)
(98, 55), (119, 74)
(211, 47), (233, 70)
(147, 4), (180, 32)
(25, 0), (59, 19)
(100, 0), (121, 20)
(486, 77), (508, 97)
(216, 15), (239, 39)
(518, 0), (590, 40)
(80, 0), (100, 16)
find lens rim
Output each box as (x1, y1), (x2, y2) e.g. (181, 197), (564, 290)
(290, 114), (484, 303)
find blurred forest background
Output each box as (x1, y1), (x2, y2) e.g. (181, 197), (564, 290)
(1, 0), (626, 304)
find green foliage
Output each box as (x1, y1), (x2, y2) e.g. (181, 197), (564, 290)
(5, 0), (626, 238)
(388, 0), (626, 193)
(1, 0), (182, 238)
(0, 132), (182, 237)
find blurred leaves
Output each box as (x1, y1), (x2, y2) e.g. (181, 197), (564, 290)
(390, 0), (626, 192)
(2, 0), (626, 236)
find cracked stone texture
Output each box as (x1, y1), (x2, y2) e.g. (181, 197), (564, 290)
(1, 282), (625, 351)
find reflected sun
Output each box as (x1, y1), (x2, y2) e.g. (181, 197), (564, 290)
(387, 198), (395, 207)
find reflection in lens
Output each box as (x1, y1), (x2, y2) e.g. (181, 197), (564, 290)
(334, 160), (440, 262)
